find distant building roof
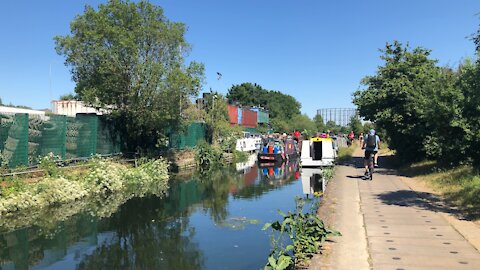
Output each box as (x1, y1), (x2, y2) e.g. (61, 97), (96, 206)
(0, 106), (46, 115)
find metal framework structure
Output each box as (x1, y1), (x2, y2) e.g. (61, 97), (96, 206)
(316, 108), (358, 127)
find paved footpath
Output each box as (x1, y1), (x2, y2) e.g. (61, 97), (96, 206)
(311, 150), (480, 270)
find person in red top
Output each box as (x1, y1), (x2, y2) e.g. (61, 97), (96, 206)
(293, 130), (301, 143)
(348, 131), (355, 146)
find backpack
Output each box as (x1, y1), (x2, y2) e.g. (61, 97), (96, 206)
(366, 135), (377, 148)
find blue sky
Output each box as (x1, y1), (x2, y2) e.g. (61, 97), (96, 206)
(0, 1), (479, 117)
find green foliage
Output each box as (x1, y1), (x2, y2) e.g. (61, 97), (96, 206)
(313, 114), (325, 132)
(289, 114), (316, 138)
(59, 93), (78, 100)
(55, 0), (205, 152)
(0, 178), (26, 198)
(353, 41), (470, 165)
(203, 92), (242, 151)
(336, 145), (355, 164)
(38, 153), (61, 177)
(321, 167), (335, 181)
(348, 116), (363, 135)
(263, 197), (340, 268)
(457, 59), (480, 167)
(0, 158), (169, 216)
(325, 120), (340, 134)
(194, 141), (225, 170)
(233, 150), (248, 163)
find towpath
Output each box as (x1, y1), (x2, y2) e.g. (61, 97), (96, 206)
(310, 148), (480, 270)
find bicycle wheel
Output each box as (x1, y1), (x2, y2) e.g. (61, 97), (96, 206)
(369, 155), (374, 180)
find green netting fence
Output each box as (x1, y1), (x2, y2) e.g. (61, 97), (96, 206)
(0, 113), (122, 169)
(76, 114), (98, 158)
(38, 115), (67, 159)
(96, 116), (121, 155)
(1, 113), (207, 168)
(169, 122), (207, 149)
(0, 113), (28, 167)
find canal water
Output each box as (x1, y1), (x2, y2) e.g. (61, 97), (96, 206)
(0, 157), (327, 270)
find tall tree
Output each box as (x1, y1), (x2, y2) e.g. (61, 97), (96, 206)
(348, 116), (363, 135)
(290, 114), (316, 137)
(313, 114), (325, 132)
(226, 82), (301, 132)
(354, 41), (441, 162)
(59, 93), (78, 100)
(55, 0), (204, 152)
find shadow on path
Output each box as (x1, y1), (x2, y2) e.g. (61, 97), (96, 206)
(375, 189), (464, 217)
(343, 153), (479, 221)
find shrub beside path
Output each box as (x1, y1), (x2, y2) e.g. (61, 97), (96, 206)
(310, 148), (480, 270)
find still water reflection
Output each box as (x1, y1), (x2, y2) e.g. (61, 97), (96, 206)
(0, 157), (327, 270)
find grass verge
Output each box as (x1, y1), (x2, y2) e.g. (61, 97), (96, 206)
(400, 161), (480, 221)
(336, 144), (356, 164)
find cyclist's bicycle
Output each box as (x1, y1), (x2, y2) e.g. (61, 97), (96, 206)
(366, 152), (374, 180)
(363, 152), (375, 180)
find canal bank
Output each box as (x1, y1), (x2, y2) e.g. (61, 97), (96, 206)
(0, 158), (331, 269)
(310, 149), (480, 270)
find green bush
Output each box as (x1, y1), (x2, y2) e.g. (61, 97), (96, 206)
(195, 141), (224, 169)
(262, 197), (340, 269)
(0, 158), (170, 216)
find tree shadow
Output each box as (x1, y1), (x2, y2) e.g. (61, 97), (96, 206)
(375, 189), (478, 221)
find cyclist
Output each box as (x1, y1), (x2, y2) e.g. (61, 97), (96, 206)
(362, 129), (380, 176)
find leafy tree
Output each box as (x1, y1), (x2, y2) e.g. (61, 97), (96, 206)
(270, 118), (290, 133)
(55, 0), (204, 152)
(203, 92), (242, 151)
(0, 97), (2, 105)
(59, 93), (78, 100)
(354, 41), (470, 165)
(325, 120), (339, 134)
(421, 66), (467, 165)
(458, 59), (480, 167)
(290, 114), (316, 137)
(354, 41), (443, 162)
(348, 116), (363, 135)
(226, 82), (301, 132)
(313, 114), (325, 132)
(363, 122), (374, 133)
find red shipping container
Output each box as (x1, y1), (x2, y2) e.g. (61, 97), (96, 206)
(227, 105), (238, 124)
(242, 109), (258, 128)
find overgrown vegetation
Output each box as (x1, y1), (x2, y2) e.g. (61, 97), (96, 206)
(353, 37), (480, 167)
(400, 161), (480, 220)
(194, 141), (225, 170)
(227, 83), (318, 135)
(233, 150), (249, 163)
(336, 145), (356, 164)
(55, 0), (204, 153)
(262, 197), (340, 269)
(0, 156), (169, 217)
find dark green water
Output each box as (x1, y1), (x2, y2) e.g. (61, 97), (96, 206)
(0, 159), (326, 270)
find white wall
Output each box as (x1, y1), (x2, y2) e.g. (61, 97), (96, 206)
(51, 100), (102, 116)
